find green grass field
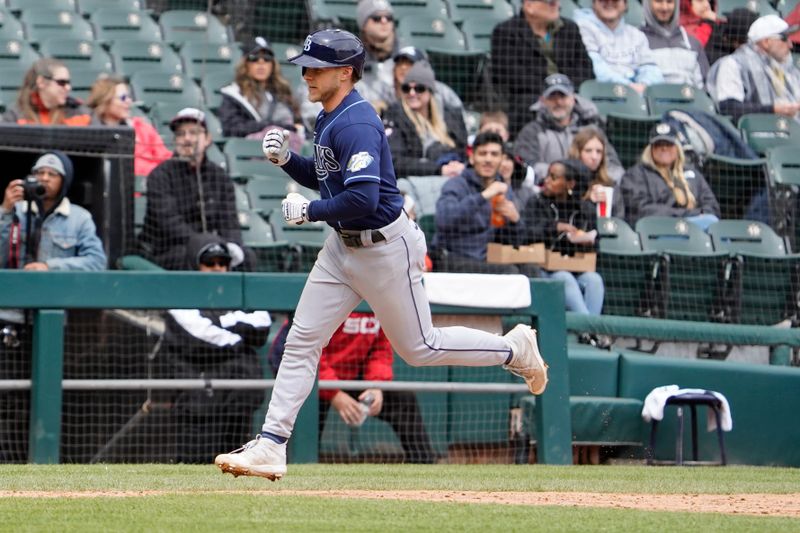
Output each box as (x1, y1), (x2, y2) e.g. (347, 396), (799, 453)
(2, 464), (799, 532)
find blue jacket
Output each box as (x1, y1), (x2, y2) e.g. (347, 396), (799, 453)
(433, 168), (519, 261)
(0, 198), (106, 271)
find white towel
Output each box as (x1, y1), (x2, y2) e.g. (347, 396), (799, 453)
(422, 273), (532, 309)
(642, 385), (733, 432)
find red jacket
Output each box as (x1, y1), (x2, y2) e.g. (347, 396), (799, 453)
(131, 116), (172, 178)
(318, 313), (394, 401)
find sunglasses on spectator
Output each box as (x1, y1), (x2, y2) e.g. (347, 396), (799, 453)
(247, 52), (274, 62)
(369, 14), (394, 23)
(200, 258), (230, 267)
(45, 76), (71, 87)
(401, 83), (428, 94)
(116, 93), (131, 102)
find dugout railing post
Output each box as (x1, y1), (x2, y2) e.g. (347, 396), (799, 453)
(29, 310), (65, 464)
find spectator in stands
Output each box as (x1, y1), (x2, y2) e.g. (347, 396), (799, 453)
(641, 0), (709, 87)
(217, 37), (302, 143)
(491, 0), (594, 136)
(87, 75), (172, 179)
(704, 8), (757, 66)
(514, 74), (624, 183)
(568, 125), (625, 218)
(433, 131), (539, 277)
(0, 151), (106, 462)
(164, 233), (270, 464)
(679, 0), (718, 47)
(3, 58), (90, 126)
(519, 160), (606, 322)
(574, 0), (664, 93)
(138, 108), (248, 270)
(707, 15), (800, 124)
(383, 61), (468, 179)
(478, 110), (511, 143)
(269, 312), (436, 464)
(620, 122), (720, 229)
(355, 0), (398, 105)
(387, 46), (464, 115)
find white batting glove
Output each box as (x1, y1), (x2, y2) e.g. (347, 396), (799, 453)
(262, 128), (291, 166)
(281, 192), (310, 225)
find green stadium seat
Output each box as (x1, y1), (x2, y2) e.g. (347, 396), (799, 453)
(129, 70), (204, 107)
(64, 67), (103, 101)
(200, 70), (231, 111)
(392, 0), (449, 20)
(445, 0), (514, 24)
(205, 141), (227, 168)
(307, 0), (359, 35)
(708, 219), (800, 325)
(0, 65), (26, 105)
(427, 49), (487, 105)
(271, 41), (303, 65)
(0, 9), (26, 40)
(636, 216), (734, 322)
(268, 209), (329, 272)
(20, 8), (95, 45)
(180, 42), (240, 81)
(597, 217), (665, 317)
(738, 113), (800, 155)
(238, 208), (275, 244)
(158, 10), (231, 46)
(223, 138), (287, 180)
(396, 15), (467, 52)
(238, 208), (296, 272)
(417, 213), (436, 245)
(406, 175), (449, 216)
(0, 39), (40, 69)
(252, 0), (311, 44)
(78, 0), (143, 13)
(702, 153), (768, 221)
(766, 145), (800, 247)
(645, 83), (717, 116)
(245, 177), (292, 215)
(559, 0), (579, 19)
(8, 0), (77, 12)
(110, 40), (183, 78)
(39, 38), (113, 72)
(578, 80), (650, 118)
(460, 18), (492, 53)
(91, 8), (163, 43)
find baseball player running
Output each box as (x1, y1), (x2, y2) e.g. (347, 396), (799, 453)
(214, 29), (548, 480)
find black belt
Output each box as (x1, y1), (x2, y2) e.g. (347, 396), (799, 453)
(337, 229), (386, 248)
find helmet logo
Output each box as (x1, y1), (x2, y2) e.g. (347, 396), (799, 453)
(303, 36), (312, 51)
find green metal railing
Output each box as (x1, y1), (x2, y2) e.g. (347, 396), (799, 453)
(0, 272), (571, 465)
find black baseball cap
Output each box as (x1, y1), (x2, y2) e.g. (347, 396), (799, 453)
(393, 46), (427, 63)
(197, 242), (232, 266)
(649, 122), (680, 145)
(246, 36), (273, 56)
(542, 73), (574, 97)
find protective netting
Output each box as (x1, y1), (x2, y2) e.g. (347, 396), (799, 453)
(0, 0), (798, 465)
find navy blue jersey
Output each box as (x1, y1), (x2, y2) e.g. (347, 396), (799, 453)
(282, 90), (403, 230)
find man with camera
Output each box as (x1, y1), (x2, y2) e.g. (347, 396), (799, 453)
(0, 150), (106, 462)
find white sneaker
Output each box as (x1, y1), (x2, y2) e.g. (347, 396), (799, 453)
(214, 435), (287, 480)
(503, 324), (549, 395)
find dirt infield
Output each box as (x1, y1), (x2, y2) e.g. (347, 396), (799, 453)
(1, 490), (798, 517)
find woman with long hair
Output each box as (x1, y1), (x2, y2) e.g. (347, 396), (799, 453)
(87, 75), (172, 178)
(620, 122), (720, 229)
(568, 125), (624, 219)
(217, 36), (301, 141)
(382, 61), (467, 178)
(3, 58), (90, 126)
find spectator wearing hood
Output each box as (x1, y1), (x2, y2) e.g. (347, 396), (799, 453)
(163, 233), (270, 464)
(491, 0), (594, 137)
(0, 151), (106, 272)
(519, 159), (606, 322)
(217, 36), (301, 140)
(0, 151), (105, 463)
(3, 58), (91, 126)
(514, 74), (625, 183)
(138, 108), (248, 270)
(574, 0), (664, 93)
(620, 122), (720, 229)
(706, 15), (800, 123)
(641, 0), (709, 87)
(383, 61), (468, 178)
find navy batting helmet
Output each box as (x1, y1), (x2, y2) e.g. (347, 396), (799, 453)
(290, 29), (366, 77)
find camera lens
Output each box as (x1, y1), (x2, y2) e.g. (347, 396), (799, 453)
(23, 176), (45, 201)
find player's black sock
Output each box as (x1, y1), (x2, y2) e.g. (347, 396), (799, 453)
(260, 431), (288, 444)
